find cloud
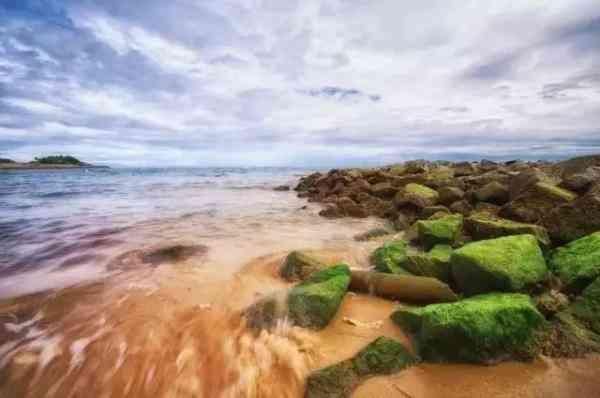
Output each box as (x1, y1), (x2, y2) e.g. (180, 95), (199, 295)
(0, 0), (599, 166)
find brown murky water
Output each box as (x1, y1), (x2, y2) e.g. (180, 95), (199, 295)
(1, 191), (599, 397)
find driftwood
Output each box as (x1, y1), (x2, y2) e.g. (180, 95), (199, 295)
(350, 270), (458, 303)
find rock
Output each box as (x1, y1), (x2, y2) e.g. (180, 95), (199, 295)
(500, 182), (577, 224)
(474, 181), (509, 205)
(549, 232), (600, 294)
(534, 290), (569, 317)
(393, 213), (410, 231)
(438, 186), (465, 205)
(472, 202), (501, 217)
(560, 166), (600, 193)
(394, 183), (439, 208)
(354, 227), (392, 242)
(370, 240), (410, 274)
(508, 169), (557, 200)
(449, 199), (473, 216)
(337, 196), (368, 218)
(451, 234), (548, 296)
(421, 205), (449, 218)
(464, 214), (551, 249)
(404, 159), (429, 174)
(350, 270), (458, 303)
(370, 182), (397, 199)
(567, 277), (600, 334)
(541, 311), (600, 357)
(416, 214), (463, 250)
(555, 154), (600, 179)
(244, 292), (289, 331)
(354, 193), (394, 218)
(280, 251), (328, 282)
(288, 264), (351, 329)
(391, 293), (546, 363)
(319, 205), (343, 219)
(274, 185), (291, 191)
(543, 183), (600, 243)
(305, 337), (416, 398)
(405, 244), (453, 283)
(453, 162), (477, 177)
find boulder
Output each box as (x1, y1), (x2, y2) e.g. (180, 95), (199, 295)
(421, 205), (450, 218)
(451, 234), (548, 296)
(449, 199), (473, 216)
(560, 166), (600, 193)
(438, 186), (465, 205)
(416, 214), (463, 249)
(543, 183), (600, 243)
(288, 264), (351, 329)
(393, 213), (411, 231)
(353, 227), (392, 242)
(280, 251), (328, 281)
(534, 290), (569, 317)
(405, 244), (453, 283)
(549, 232), (600, 293)
(474, 181), (509, 205)
(394, 183), (439, 208)
(508, 169), (557, 200)
(500, 182), (577, 223)
(567, 277), (600, 334)
(370, 240), (409, 274)
(305, 337), (416, 398)
(453, 162), (477, 177)
(464, 214), (551, 249)
(370, 182), (398, 199)
(391, 293), (546, 363)
(350, 270), (458, 303)
(555, 154), (600, 179)
(244, 292), (289, 331)
(319, 205), (343, 219)
(337, 196), (368, 218)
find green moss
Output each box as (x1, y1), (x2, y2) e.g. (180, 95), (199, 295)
(371, 240), (410, 274)
(305, 337), (416, 398)
(416, 214), (463, 249)
(391, 293), (545, 363)
(451, 234), (548, 296)
(405, 183), (439, 200)
(535, 182), (577, 202)
(405, 244), (453, 282)
(549, 232), (600, 293)
(280, 250), (328, 281)
(465, 214), (551, 249)
(569, 277), (600, 334)
(288, 264), (351, 329)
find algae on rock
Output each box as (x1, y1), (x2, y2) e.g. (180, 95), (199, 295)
(391, 293), (546, 363)
(281, 251), (329, 282)
(451, 234), (548, 296)
(464, 214), (551, 249)
(416, 214), (463, 249)
(370, 240), (410, 274)
(549, 232), (600, 294)
(288, 264), (351, 329)
(405, 244), (453, 283)
(305, 336), (416, 398)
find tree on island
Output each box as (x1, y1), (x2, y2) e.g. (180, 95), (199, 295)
(0, 158), (15, 163)
(33, 155), (84, 166)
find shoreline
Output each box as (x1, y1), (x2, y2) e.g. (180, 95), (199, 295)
(0, 163), (109, 171)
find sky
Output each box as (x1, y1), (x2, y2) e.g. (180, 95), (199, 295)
(0, 0), (599, 167)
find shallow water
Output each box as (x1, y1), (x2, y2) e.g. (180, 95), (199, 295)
(0, 168), (599, 397)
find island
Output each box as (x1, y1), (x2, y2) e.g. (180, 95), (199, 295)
(0, 155), (109, 171)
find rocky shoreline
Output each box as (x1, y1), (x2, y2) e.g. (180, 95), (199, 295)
(245, 155), (600, 397)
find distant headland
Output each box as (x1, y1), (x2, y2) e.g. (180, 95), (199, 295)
(0, 155), (109, 171)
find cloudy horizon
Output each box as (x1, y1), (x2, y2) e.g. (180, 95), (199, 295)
(1, 0), (599, 167)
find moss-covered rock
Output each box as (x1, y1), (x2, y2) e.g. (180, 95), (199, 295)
(474, 181), (509, 204)
(395, 183), (439, 208)
(464, 214), (551, 249)
(549, 232), (600, 293)
(370, 240), (410, 274)
(280, 251), (328, 281)
(568, 277), (600, 334)
(391, 293), (546, 363)
(305, 336), (416, 398)
(405, 244), (453, 283)
(416, 214), (463, 250)
(288, 264), (351, 329)
(500, 182), (577, 224)
(451, 234), (548, 296)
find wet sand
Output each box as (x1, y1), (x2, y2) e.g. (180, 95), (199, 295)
(1, 203), (599, 397)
